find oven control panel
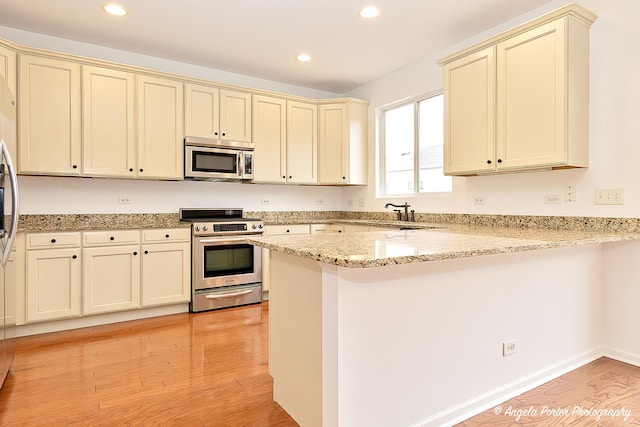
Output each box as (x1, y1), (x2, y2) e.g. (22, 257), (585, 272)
(192, 221), (264, 236)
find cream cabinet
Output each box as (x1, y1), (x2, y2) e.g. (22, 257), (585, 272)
(286, 100), (318, 184)
(25, 232), (82, 322)
(184, 83), (251, 142)
(82, 66), (136, 178)
(137, 75), (184, 179)
(440, 4), (596, 176)
(82, 230), (141, 315)
(252, 95), (287, 183)
(318, 101), (367, 185)
(18, 54), (81, 175)
(140, 229), (190, 307)
(0, 44), (16, 95)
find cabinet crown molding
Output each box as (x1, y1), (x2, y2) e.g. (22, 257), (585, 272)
(437, 2), (597, 66)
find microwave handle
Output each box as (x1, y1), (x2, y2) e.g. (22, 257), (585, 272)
(238, 151), (245, 178)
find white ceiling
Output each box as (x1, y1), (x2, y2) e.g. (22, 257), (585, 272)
(0, 0), (555, 93)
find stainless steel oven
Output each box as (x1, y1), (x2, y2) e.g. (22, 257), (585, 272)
(181, 208), (264, 312)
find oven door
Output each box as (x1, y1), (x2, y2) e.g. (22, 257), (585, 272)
(185, 145), (242, 180)
(193, 235), (262, 290)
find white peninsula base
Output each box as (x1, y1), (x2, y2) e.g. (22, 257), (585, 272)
(268, 244), (604, 427)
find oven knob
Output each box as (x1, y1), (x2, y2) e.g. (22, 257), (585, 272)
(194, 226), (200, 232)
(258, 224), (263, 229)
(202, 226), (208, 231)
(252, 224), (257, 229)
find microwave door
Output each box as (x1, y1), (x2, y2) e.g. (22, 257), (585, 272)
(0, 140), (18, 267)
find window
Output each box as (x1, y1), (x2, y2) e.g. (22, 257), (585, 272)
(379, 92), (451, 196)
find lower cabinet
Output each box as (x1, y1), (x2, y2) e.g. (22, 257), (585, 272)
(141, 238), (190, 307)
(24, 228), (190, 323)
(83, 244), (141, 315)
(26, 246), (82, 322)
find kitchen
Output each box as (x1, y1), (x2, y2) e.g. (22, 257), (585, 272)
(0, 0), (640, 425)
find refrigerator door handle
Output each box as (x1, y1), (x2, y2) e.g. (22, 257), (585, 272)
(0, 140), (18, 267)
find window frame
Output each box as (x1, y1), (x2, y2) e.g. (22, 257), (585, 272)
(377, 89), (449, 197)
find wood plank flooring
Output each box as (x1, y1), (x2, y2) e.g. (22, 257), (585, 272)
(0, 303), (298, 426)
(2, 303), (640, 426)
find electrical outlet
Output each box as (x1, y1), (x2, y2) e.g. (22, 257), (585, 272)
(316, 198), (325, 205)
(347, 199), (353, 207)
(595, 189), (624, 205)
(503, 340), (516, 356)
(358, 197), (365, 208)
(544, 194), (561, 204)
(565, 185), (576, 202)
(260, 198), (270, 205)
(118, 196), (131, 204)
(473, 196), (485, 205)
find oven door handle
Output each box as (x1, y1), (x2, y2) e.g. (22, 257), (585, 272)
(205, 289), (254, 299)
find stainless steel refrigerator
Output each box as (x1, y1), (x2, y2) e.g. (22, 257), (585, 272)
(0, 74), (18, 388)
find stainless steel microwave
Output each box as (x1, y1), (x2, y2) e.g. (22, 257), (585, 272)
(184, 137), (253, 181)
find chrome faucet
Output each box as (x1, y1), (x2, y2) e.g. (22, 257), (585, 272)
(384, 202), (412, 222)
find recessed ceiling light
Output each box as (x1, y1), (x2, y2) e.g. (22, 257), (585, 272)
(359, 6), (380, 19)
(296, 53), (312, 62)
(102, 3), (128, 16)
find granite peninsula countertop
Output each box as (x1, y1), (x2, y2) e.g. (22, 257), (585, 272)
(248, 224), (640, 268)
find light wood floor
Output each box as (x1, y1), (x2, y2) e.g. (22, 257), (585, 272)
(0, 303), (298, 426)
(2, 304), (640, 426)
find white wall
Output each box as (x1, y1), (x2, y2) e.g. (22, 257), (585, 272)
(0, 25), (344, 214)
(344, 0), (640, 218)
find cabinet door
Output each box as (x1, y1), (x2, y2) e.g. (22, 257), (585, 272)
(220, 89), (252, 142)
(0, 44), (16, 96)
(496, 19), (566, 170)
(252, 95), (286, 183)
(141, 242), (190, 307)
(18, 54), (81, 175)
(82, 245), (141, 314)
(184, 83), (219, 139)
(82, 66), (135, 177)
(286, 101), (317, 184)
(26, 248), (81, 322)
(137, 75), (184, 179)
(443, 46), (496, 175)
(319, 103), (347, 184)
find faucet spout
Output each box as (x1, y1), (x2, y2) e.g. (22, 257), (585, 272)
(384, 202), (411, 221)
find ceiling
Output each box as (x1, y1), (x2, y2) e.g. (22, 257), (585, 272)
(0, 0), (555, 93)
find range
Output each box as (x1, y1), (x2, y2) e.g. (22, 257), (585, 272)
(180, 208), (264, 312)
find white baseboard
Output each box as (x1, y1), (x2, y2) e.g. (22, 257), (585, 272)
(410, 348), (604, 427)
(15, 304), (190, 337)
(602, 347), (640, 368)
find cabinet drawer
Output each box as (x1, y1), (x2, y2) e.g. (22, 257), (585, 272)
(264, 224), (309, 236)
(26, 232), (81, 249)
(83, 230), (141, 246)
(309, 224), (330, 234)
(142, 228), (191, 243)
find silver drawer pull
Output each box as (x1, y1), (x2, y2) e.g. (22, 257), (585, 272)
(205, 289), (253, 299)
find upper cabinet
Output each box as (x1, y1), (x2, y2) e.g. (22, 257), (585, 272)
(9, 39), (368, 185)
(82, 66), (135, 178)
(252, 94), (287, 183)
(318, 101), (367, 185)
(137, 75), (184, 180)
(184, 83), (251, 142)
(0, 44), (16, 95)
(439, 4), (596, 176)
(18, 54), (82, 176)
(286, 100), (318, 184)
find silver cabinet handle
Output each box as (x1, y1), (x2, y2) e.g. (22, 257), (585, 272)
(205, 289), (253, 299)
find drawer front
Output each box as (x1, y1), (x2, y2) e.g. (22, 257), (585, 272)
(192, 283), (262, 312)
(142, 228), (191, 243)
(26, 232), (81, 249)
(309, 224), (329, 234)
(83, 230), (141, 246)
(264, 224), (309, 236)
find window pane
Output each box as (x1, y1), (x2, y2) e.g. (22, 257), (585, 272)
(384, 104), (414, 195)
(418, 94), (451, 193)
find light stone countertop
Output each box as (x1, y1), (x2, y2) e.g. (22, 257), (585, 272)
(248, 224), (640, 268)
